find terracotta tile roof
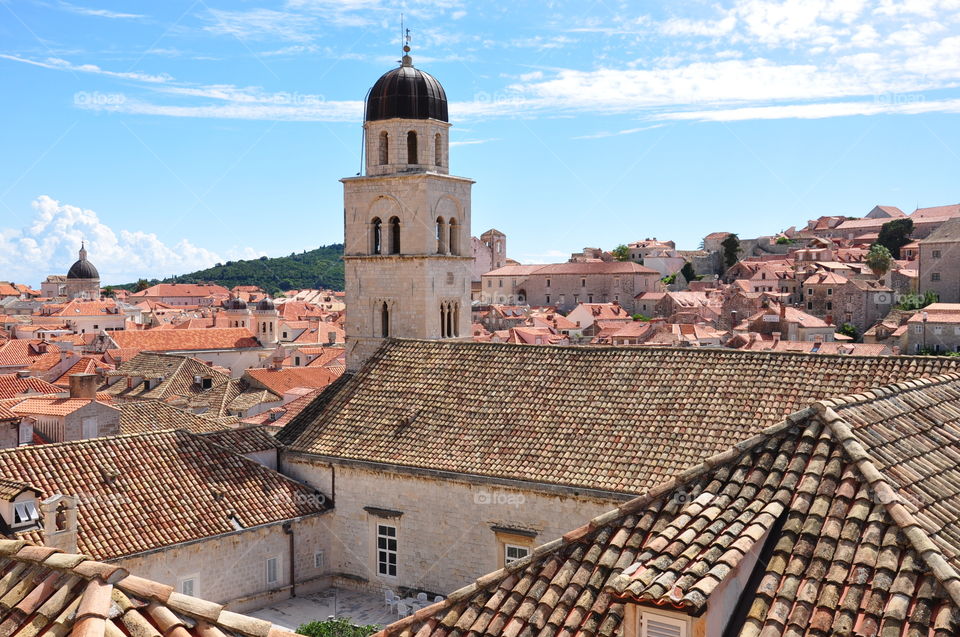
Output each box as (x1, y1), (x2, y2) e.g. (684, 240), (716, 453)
(119, 401), (229, 435)
(533, 262), (659, 275)
(48, 299), (122, 317)
(241, 389), (323, 427)
(108, 328), (260, 354)
(11, 398), (112, 417)
(738, 339), (892, 355)
(481, 265), (543, 277)
(245, 366), (341, 395)
(912, 203), (960, 220)
(130, 283), (230, 298)
(907, 303), (960, 323)
(201, 425), (282, 455)
(0, 374), (63, 398)
(0, 430), (328, 559)
(0, 540), (299, 637)
(802, 271), (849, 286)
(103, 353), (231, 401)
(920, 216), (960, 242)
(0, 340), (60, 368)
(279, 340), (960, 494)
(377, 375), (960, 636)
(187, 379), (279, 417)
(52, 357), (110, 387)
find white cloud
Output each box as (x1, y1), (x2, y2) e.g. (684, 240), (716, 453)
(0, 196), (257, 285)
(58, 2), (145, 19)
(0, 54), (172, 83)
(572, 124), (665, 139)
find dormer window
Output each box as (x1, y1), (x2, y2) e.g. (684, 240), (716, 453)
(13, 501), (39, 527)
(634, 609), (689, 637)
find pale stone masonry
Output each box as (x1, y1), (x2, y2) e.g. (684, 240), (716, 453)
(918, 218), (960, 303)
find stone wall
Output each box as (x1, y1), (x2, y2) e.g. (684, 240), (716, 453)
(114, 514), (331, 612)
(281, 453), (628, 595)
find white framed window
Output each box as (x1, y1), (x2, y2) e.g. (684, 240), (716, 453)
(639, 610), (688, 637)
(266, 556), (280, 587)
(504, 544), (529, 565)
(915, 325), (923, 333)
(377, 524), (397, 577)
(314, 550), (325, 570)
(177, 576), (197, 597)
(12, 501), (39, 527)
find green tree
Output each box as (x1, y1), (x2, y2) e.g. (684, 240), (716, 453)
(611, 244), (630, 261)
(297, 619), (378, 637)
(680, 261), (698, 283)
(877, 218), (914, 258)
(837, 323), (858, 340)
(897, 290), (939, 311)
(721, 234), (741, 268)
(632, 313), (651, 321)
(134, 278), (150, 292)
(865, 243), (893, 278)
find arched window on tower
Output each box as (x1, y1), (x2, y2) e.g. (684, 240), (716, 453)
(407, 131), (418, 164)
(446, 301), (454, 339)
(436, 217), (447, 254)
(379, 131), (389, 165)
(453, 302), (460, 337)
(371, 217), (383, 254)
(439, 303), (447, 338)
(381, 302), (390, 338)
(389, 216), (401, 254)
(434, 133), (442, 167)
(448, 218), (459, 256)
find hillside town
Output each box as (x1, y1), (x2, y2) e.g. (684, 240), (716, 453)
(0, 31), (959, 637)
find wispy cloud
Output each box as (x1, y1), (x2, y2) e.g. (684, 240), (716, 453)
(449, 138), (499, 146)
(573, 124), (665, 139)
(57, 2), (144, 20)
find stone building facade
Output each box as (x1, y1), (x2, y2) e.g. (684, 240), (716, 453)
(280, 454), (625, 595)
(343, 53), (473, 371)
(918, 218), (960, 303)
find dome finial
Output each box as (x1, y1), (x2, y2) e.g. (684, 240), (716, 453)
(401, 25), (412, 67)
(79, 241), (87, 261)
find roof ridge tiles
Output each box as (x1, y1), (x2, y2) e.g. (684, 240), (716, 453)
(819, 405), (960, 610)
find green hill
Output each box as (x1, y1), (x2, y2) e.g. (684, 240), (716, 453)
(114, 244), (344, 295)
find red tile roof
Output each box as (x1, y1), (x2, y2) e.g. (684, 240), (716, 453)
(108, 328), (261, 353)
(245, 366), (341, 395)
(0, 430), (328, 559)
(912, 203), (960, 220)
(11, 398), (109, 417)
(130, 283), (230, 297)
(0, 374), (63, 399)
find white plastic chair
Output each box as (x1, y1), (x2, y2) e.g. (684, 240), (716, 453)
(396, 601), (411, 618)
(416, 592), (428, 604)
(384, 589), (398, 610)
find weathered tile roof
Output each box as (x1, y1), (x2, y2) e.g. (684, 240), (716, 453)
(186, 379), (280, 417)
(201, 426), (282, 455)
(0, 540), (297, 637)
(376, 375), (960, 637)
(241, 388), (323, 427)
(103, 352), (231, 401)
(11, 398), (115, 417)
(119, 401), (230, 434)
(280, 341), (960, 494)
(0, 430), (328, 560)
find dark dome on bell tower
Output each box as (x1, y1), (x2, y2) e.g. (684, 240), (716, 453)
(364, 53), (448, 123)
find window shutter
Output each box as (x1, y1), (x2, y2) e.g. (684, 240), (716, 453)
(641, 613), (686, 637)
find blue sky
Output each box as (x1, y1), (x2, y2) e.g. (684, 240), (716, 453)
(1, 0), (959, 285)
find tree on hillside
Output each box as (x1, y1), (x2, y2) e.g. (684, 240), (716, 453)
(721, 234), (741, 268)
(866, 243), (893, 278)
(611, 244), (630, 262)
(134, 279), (150, 292)
(877, 218), (914, 258)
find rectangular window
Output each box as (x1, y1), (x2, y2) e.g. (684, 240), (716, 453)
(546, 279), (551, 288)
(581, 278), (586, 288)
(266, 557), (280, 586)
(827, 288), (833, 296)
(807, 288), (813, 296)
(314, 551), (325, 570)
(545, 295), (550, 304)
(826, 302), (832, 311)
(178, 577), (196, 597)
(12, 501), (39, 526)
(932, 272), (941, 281)
(377, 524), (398, 577)
(487, 280), (491, 288)
(498, 279), (503, 288)
(933, 250), (942, 258)
(504, 544), (529, 565)
(935, 326), (943, 334)
(915, 325), (923, 333)
(807, 301), (813, 310)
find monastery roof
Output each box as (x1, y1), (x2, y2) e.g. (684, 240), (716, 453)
(376, 374), (960, 636)
(201, 425), (282, 455)
(907, 303), (960, 324)
(130, 283), (230, 298)
(912, 204), (960, 220)
(279, 340), (960, 495)
(0, 429), (328, 560)
(482, 265), (543, 277)
(0, 540), (300, 637)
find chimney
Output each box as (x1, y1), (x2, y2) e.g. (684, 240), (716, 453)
(68, 373), (97, 400)
(772, 331), (781, 345)
(40, 494), (78, 554)
(779, 303), (786, 320)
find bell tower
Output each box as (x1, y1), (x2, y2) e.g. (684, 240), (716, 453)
(343, 43), (474, 371)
